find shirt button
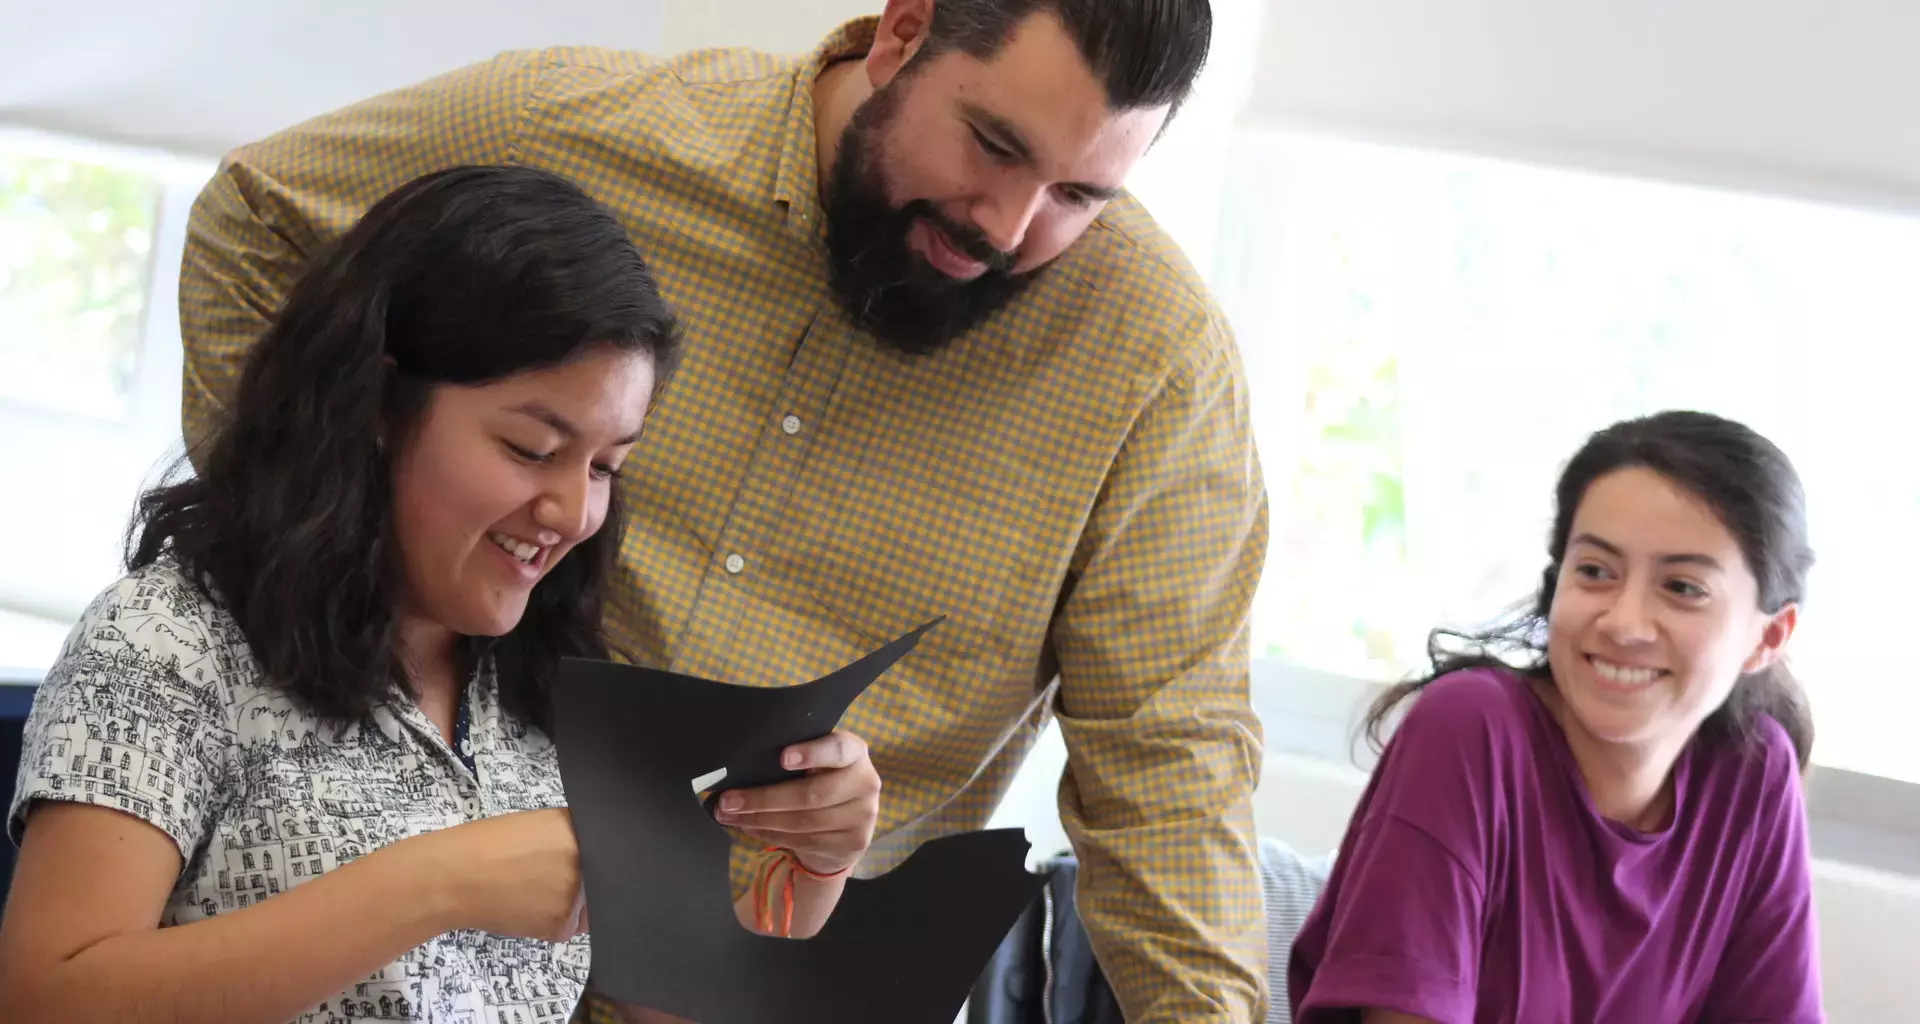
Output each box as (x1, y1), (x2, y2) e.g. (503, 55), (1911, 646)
(724, 553), (746, 575)
(781, 414), (803, 435)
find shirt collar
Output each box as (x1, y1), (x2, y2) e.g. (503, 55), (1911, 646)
(771, 16), (880, 231)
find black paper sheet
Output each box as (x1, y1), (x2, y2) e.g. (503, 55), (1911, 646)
(552, 618), (1046, 1023)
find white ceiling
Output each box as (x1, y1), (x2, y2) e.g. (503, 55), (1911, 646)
(1247, 0), (1920, 212)
(0, 0), (668, 157)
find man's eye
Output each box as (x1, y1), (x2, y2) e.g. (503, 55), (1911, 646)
(972, 128), (1015, 162)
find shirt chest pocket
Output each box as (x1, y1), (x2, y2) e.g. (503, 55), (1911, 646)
(775, 402), (1062, 661)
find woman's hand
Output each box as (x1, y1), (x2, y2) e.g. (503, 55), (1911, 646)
(711, 731), (881, 875)
(412, 807), (588, 941)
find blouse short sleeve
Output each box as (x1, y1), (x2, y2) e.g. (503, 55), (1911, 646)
(1292, 669), (1523, 1024)
(9, 566), (237, 858)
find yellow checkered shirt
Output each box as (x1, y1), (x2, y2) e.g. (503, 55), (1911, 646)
(176, 18), (1269, 1022)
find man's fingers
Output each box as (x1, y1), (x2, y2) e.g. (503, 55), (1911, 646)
(715, 765), (879, 817)
(727, 797), (877, 836)
(716, 774), (827, 815)
(718, 780), (877, 822)
(780, 731), (868, 771)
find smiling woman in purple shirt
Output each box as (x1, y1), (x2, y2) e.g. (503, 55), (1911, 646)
(1290, 410), (1824, 1024)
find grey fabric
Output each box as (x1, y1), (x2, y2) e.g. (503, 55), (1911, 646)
(967, 853), (1125, 1024)
(1260, 837), (1334, 1024)
(967, 839), (1332, 1024)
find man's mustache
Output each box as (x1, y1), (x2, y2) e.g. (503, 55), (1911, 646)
(903, 201), (1017, 276)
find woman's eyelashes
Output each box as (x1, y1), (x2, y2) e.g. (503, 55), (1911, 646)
(505, 439), (619, 481)
(504, 440), (553, 464)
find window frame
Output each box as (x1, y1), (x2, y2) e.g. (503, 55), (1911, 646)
(0, 125), (214, 624)
(1220, 123), (1920, 777)
(1219, 123), (1920, 872)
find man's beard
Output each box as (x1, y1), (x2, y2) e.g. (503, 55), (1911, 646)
(822, 81), (1037, 355)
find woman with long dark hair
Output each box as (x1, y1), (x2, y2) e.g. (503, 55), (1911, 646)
(1290, 410), (1823, 1023)
(0, 166), (878, 1024)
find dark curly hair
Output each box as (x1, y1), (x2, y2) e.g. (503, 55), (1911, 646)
(130, 165), (680, 731)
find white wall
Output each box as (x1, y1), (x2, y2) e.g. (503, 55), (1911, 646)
(0, 0), (878, 160)
(1245, 0), (1920, 215)
(1112, 0), (1266, 282)
(984, 720), (1071, 866)
(660, 0), (871, 55)
(0, 0), (668, 156)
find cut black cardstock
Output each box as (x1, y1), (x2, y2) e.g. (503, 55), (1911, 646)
(552, 617), (1047, 1024)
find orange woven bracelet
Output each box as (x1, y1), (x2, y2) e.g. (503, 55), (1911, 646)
(751, 847), (853, 938)
(781, 848), (854, 881)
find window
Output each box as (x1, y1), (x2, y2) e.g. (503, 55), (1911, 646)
(0, 150), (161, 420)
(0, 127), (212, 646)
(1216, 131), (1920, 784)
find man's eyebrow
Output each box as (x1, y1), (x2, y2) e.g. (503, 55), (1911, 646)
(962, 102), (1036, 164)
(961, 101), (1122, 201)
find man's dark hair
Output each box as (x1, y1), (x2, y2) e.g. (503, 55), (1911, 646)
(919, 0), (1212, 114)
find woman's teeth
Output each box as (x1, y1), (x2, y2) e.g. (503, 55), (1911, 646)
(1592, 657), (1661, 686)
(488, 532), (539, 564)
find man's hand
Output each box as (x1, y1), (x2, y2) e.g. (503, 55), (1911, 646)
(711, 731), (880, 875)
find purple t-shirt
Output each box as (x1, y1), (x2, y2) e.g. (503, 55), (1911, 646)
(1289, 667), (1823, 1024)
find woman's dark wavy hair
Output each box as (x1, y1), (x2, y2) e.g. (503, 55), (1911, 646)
(1361, 410), (1815, 769)
(129, 165), (680, 731)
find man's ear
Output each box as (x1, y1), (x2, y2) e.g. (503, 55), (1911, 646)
(868, 0), (936, 88)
